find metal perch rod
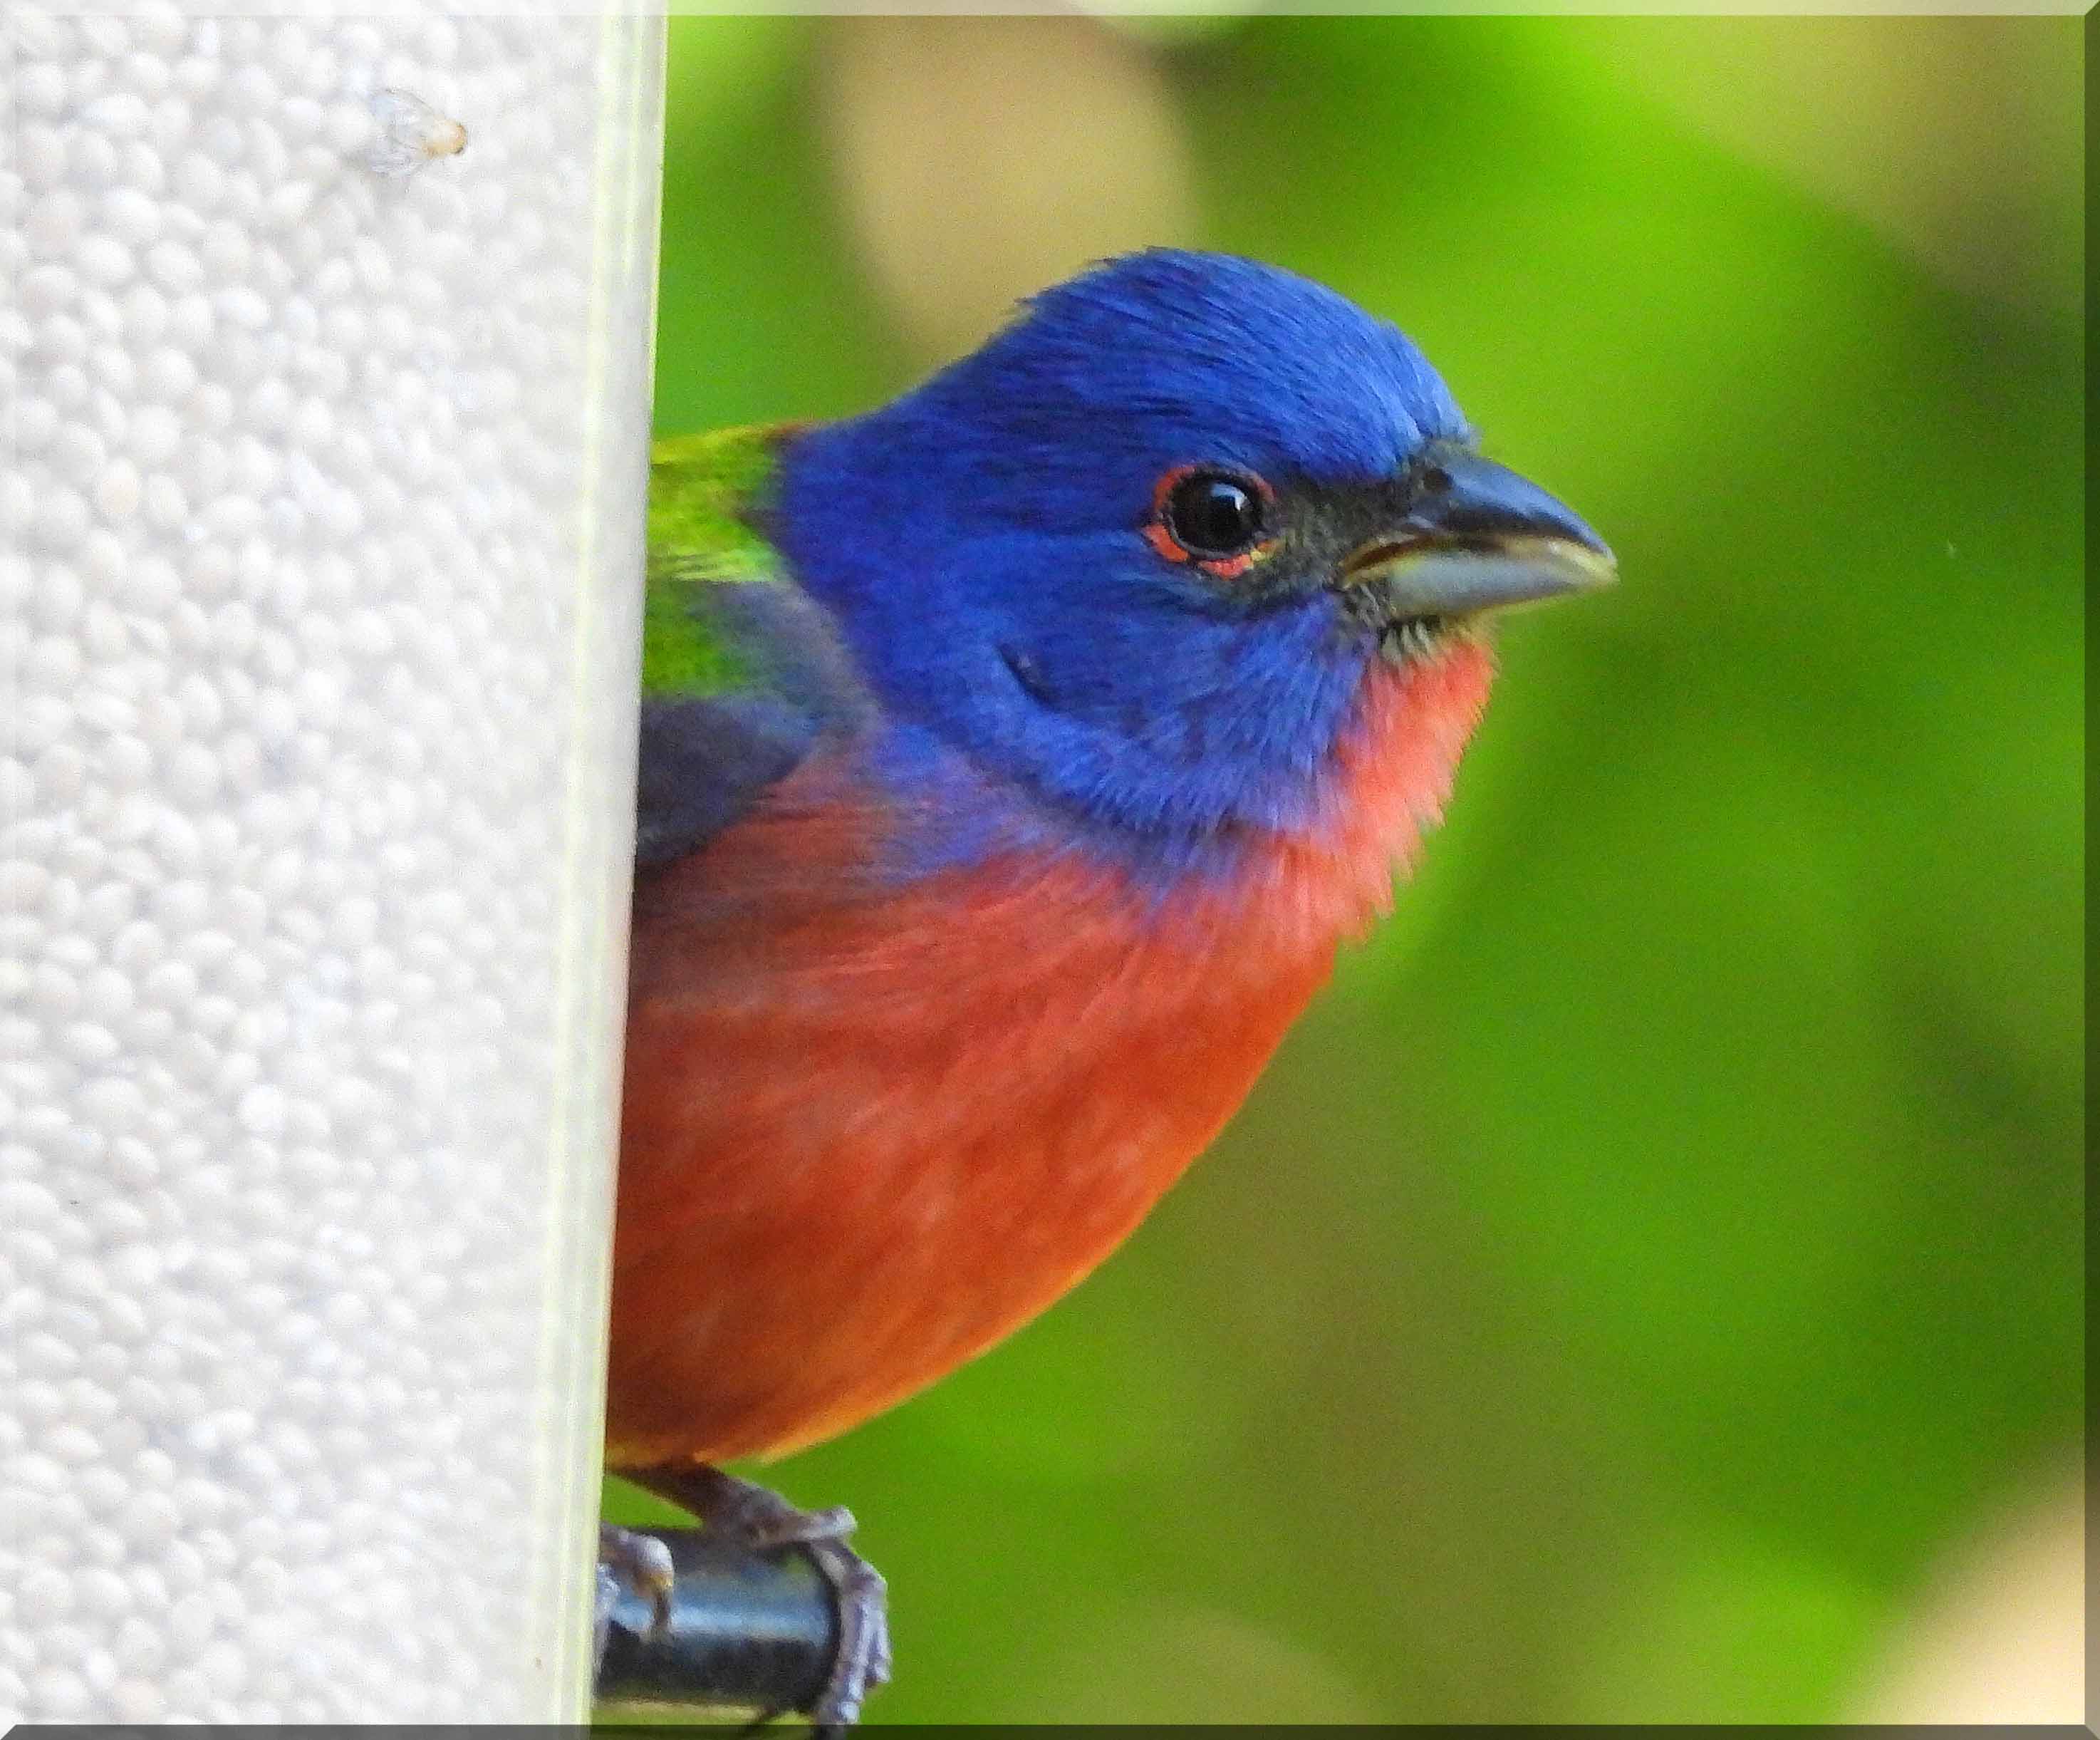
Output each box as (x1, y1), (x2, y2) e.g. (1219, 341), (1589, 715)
(595, 1529), (839, 1716)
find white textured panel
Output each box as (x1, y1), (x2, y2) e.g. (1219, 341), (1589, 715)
(2, 8), (665, 1721)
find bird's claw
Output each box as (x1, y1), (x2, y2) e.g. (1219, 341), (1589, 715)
(802, 1533), (890, 1728)
(629, 1464), (890, 1728)
(595, 1521), (676, 1672)
(709, 1493), (889, 1729)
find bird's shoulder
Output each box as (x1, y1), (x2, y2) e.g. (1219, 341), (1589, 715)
(638, 425), (873, 867)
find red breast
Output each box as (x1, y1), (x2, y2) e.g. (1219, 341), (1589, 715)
(606, 643), (1494, 1466)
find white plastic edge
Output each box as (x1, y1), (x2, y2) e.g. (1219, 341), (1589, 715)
(4, 9), (666, 1721)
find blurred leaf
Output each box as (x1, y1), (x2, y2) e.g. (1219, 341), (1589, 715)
(1561, 1531), (1884, 1721)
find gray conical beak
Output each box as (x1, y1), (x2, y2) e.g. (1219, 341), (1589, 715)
(1340, 447), (1616, 619)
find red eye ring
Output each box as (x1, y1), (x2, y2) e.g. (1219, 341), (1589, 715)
(1145, 464), (1277, 579)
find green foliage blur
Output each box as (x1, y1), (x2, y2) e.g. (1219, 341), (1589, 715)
(610, 15), (2082, 1724)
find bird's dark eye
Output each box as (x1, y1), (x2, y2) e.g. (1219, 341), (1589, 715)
(1148, 465), (1275, 576)
(1165, 470), (1264, 556)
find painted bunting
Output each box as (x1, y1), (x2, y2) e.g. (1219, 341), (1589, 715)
(598, 251), (1613, 1721)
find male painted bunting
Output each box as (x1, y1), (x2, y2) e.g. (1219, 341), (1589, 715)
(598, 250), (1613, 1722)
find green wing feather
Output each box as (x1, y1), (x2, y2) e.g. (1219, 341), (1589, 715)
(643, 425), (787, 700)
(635, 423), (869, 866)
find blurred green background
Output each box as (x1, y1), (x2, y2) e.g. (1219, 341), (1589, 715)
(608, 14), (2083, 1724)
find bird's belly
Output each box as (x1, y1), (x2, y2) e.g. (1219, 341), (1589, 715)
(604, 853), (1334, 1467)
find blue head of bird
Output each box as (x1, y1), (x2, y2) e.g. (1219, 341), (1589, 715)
(775, 249), (1612, 876)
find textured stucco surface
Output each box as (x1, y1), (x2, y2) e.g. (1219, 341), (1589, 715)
(3, 9), (662, 1719)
